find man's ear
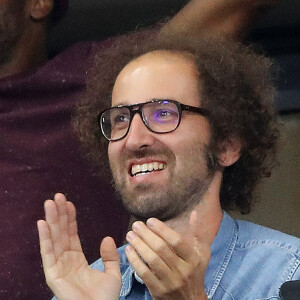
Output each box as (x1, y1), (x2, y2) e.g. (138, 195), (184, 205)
(29, 0), (53, 20)
(218, 138), (242, 167)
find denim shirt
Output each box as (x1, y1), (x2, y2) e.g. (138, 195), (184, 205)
(52, 212), (300, 300)
(90, 212), (300, 300)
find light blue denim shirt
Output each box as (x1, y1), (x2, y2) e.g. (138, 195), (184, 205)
(52, 212), (300, 299)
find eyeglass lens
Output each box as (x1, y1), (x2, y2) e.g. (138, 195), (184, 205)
(101, 100), (180, 141)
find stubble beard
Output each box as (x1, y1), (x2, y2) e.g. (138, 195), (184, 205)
(110, 144), (214, 222)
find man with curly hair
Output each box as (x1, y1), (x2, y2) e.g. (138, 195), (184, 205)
(38, 34), (300, 300)
(1, 0), (283, 298)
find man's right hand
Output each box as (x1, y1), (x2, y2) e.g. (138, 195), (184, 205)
(37, 193), (121, 300)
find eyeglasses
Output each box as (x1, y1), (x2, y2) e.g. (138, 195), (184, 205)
(98, 99), (209, 141)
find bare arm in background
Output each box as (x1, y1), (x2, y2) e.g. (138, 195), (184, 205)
(161, 0), (280, 40)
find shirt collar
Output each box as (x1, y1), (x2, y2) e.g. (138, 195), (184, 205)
(120, 265), (144, 296)
(120, 263), (135, 296)
(120, 211), (238, 298)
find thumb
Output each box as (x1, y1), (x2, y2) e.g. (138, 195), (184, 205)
(189, 210), (211, 242)
(189, 210), (202, 241)
(189, 210), (211, 261)
(100, 236), (121, 278)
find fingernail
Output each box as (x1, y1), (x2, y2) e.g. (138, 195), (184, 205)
(125, 245), (133, 254)
(146, 218), (156, 228)
(126, 231), (136, 242)
(132, 221), (141, 232)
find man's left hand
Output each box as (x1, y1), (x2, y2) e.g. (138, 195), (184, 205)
(125, 211), (210, 300)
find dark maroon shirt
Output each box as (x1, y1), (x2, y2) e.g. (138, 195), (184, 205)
(0, 41), (129, 299)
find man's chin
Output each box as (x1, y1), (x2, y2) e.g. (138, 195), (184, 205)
(121, 192), (184, 222)
(119, 182), (164, 200)
(127, 206), (180, 223)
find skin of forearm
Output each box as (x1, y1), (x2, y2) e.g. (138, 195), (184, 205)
(160, 0), (280, 40)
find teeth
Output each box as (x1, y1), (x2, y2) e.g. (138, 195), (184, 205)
(131, 162), (165, 176)
(141, 164), (147, 172)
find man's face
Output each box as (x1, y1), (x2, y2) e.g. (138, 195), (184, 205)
(0, 0), (26, 65)
(108, 51), (213, 221)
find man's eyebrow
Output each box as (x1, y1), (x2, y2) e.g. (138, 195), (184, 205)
(112, 98), (175, 107)
(111, 102), (133, 108)
(111, 101), (129, 107)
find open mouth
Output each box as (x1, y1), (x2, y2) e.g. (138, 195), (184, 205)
(131, 162), (166, 177)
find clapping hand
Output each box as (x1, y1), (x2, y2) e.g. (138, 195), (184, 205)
(37, 193), (121, 300)
(125, 210), (211, 300)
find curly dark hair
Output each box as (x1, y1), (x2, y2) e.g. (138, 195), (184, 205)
(73, 30), (280, 214)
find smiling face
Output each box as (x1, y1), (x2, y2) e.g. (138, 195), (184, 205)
(108, 51), (214, 221)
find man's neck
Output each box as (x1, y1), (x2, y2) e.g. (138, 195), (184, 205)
(164, 172), (223, 245)
(0, 23), (48, 79)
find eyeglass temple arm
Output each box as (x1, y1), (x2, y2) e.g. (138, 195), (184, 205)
(181, 104), (209, 116)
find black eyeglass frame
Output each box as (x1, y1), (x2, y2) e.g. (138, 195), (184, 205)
(98, 99), (209, 141)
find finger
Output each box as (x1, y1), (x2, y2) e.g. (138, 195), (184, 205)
(100, 236), (121, 278)
(54, 193), (68, 237)
(125, 245), (163, 292)
(54, 194), (70, 250)
(44, 197), (68, 258)
(66, 201), (83, 252)
(131, 221), (181, 270)
(146, 218), (194, 259)
(137, 220), (202, 283)
(126, 230), (174, 280)
(189, 210), (210, 243)
(37, 220), (56, 272)
(189, 210), (211, 264)
(44, 200), (61, 248)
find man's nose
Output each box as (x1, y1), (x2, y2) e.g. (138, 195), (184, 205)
(124, 114), (155, 150)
